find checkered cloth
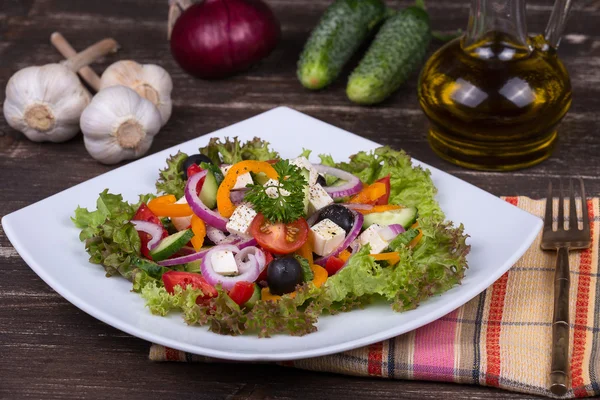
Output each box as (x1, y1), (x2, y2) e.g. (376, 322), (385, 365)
(149, 197), (600, 399)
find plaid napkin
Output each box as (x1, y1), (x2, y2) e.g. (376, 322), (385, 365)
(149, 197), (600, 399)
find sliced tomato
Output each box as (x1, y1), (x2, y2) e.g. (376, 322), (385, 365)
(324, 256), (345, 276)
(257, 250), (274, 281)
(249, 214), (309, 255)
(186, 164), (206, 195)
(133, 203), (168, 259)
(228, 281), (255, 306)
(162, 271), (217, 304)
(374, 175), (391, 205)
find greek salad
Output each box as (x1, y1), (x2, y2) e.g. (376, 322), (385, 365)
(72, 137), (469, 337)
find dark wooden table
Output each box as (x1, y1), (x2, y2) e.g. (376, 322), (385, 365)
(2, 0), (599, 398)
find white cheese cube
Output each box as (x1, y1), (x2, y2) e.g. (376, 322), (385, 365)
(220, 165), (254, 190)
(264, 178), (290, 199)
(211, 250), (238, 276)
(308, 183), (333, 216)
(310, 218), (346, 257)
(355, 224), (389, 254)
(290, 156), (318, 186)
(226, 203), (257, 237)
(171, 197), (193, 231)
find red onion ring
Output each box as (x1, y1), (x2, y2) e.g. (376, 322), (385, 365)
(313, 164), (362, 198)
(315, 210), (364, 267)
(342, 203), (373, 211)
(185, 170), (229, 231)
(378, 224), (405, 241)
(201, 245), (265, 290)
(206, 225), (241, 245)
(157, 248), (211, 267)
(130, 220), (164, 250)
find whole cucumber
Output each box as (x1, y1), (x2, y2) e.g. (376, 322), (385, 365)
(347, 5), (431, 104)
(297, 0), (386, 90)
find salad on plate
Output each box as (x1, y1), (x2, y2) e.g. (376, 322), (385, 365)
(72, 137), (469, 337)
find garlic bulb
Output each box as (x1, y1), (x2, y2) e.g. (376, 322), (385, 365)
(81, 86), (162, 164)
(2, 38), (118, 142)
(100, 60), (173, 126)
(3, 64), (91, 142)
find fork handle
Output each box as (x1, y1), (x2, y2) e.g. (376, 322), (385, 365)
(550, 246), (570, 396)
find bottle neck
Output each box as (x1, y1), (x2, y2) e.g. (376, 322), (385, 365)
(463, 0), (531, 60)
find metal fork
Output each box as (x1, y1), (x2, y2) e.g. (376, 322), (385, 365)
(541, 179), (591, 396)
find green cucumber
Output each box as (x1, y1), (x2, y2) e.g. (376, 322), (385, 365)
(243, 284), (261, 308)
(199, 170), (218, 209)
(363, 207), (418, 229)
(347, 3), (431, 104)
(149, 229), (194, 261)
(252, 172), (271, 186)
(297, 0), (386, 90)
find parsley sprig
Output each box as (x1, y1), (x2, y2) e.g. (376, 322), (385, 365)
(244, 160), (307, 223)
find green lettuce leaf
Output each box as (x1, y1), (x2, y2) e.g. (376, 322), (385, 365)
(199, 137), (279, 165)
(156, 151), (188, 198)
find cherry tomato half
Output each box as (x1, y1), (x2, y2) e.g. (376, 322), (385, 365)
(162, 271), (217, 304)
(228, 281), (255, 306)
(324, 256), (345, 276)
(249, 214), (309, 255)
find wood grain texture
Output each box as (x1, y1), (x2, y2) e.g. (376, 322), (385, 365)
(1, 0), (599, 398)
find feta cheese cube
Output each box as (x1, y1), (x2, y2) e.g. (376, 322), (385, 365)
(264, 178), (290, 199)
(308, 183), (333, 215)
(355, 224), (389, 254)
(220, 165), (254, 190)
(290, 156), (318, 186)
(310, 218), (346, 256)
(226, 203), (257, 237)
(211, 250), (238, 276)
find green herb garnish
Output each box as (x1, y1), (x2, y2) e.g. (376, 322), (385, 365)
(244, 160), (307, 223)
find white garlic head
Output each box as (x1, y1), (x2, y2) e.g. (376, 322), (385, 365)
(80, 85), (162, 164)
(100, 60), (173, 126)
(3, 64), (91, 142)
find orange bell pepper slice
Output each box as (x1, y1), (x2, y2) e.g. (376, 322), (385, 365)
(409, 222), (423, 248)
(190, 215), (206, 251)
(217, 160), (278, 218)
(261, 264), (329, 302)
(349, 182), (386, 204)
(356, 204), (404, 215)
(370, 252), (401, 265)
(296, 237), (314, 265)
(338, 249), (352, 262)
(148, 195), (194, 217)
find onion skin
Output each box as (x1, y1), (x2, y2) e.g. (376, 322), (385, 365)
(170, 0), (281, 79)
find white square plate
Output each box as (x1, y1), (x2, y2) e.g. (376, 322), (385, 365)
(2, 107), (542, 361)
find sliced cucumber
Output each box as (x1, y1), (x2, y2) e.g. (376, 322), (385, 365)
(185, 260), (201, 273)
(149, 229), (194, 261)
(199, 170), (218, 209)
(252, 172), (271, 186)
(363, 207), (418, 229)
(243, 284), (261, 308)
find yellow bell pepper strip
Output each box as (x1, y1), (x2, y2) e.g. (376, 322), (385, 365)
(370, 252), (401, 265)
(190, 215), (206, 251)
(338, 249), (352, 262)
(349, 182), (386, 204)
(148, 195), (194, 217)
(261, 264), (329, 302)
(217, 160), (278, 218)
(356, 204), (404, 215)
(409, 222), (423, 248)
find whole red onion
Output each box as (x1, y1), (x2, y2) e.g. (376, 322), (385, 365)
(170, 0), (280, 79)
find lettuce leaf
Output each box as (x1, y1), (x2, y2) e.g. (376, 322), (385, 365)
(199, 137), (279, 165)
(72, 190), (154, 279)
(156, 151), (188, 198)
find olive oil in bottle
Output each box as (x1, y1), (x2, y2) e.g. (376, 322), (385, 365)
(418, 0), (573, 171)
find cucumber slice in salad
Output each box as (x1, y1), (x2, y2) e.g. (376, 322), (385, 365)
(243, 284), (261, 308)
(363, 207), (418, 229)
(149, 229), (194, 261)
(199, 170), (218, 209)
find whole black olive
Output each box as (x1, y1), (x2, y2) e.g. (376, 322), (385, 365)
(316, 204), (355, 234)
(182, 154), (215, 179)
(316, 174), (327, 187)
(267, 256), (304, 295)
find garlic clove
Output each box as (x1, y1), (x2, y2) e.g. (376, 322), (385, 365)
(3, 64), (91, 142)
(99, 60), (173, 126)
(81, 85), (162, 164)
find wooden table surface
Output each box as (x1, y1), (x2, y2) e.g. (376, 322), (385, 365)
(2, 0), (599, 398)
